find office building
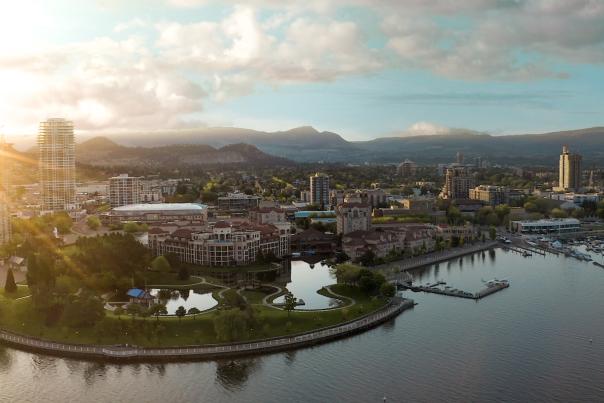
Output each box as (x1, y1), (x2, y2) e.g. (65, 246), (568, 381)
(469, 185), (509, 206)
(109, 174), (142, 208)
(38, 118), (76, 211)
(440, 166), (475, 200)
(558, 145), (582, 192)
(310, 173), (330, 209)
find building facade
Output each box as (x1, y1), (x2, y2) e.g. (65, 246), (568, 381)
(336, 202), (372, 235)
(109, 174), (142, 208)
(559, 146), (582, 192)
(217, 192), (261, 211)
(469, 185), (509, 206)
(250, 207), (287, 225)
(38, 118), (76, 211)
(510, 218), (581, 234)
(149, 221), (290, 266)
(397, 159), (417, 177)
(440, 166), (475, 200)
(106, 203), (208, 224)
(310, 173), (330, 209)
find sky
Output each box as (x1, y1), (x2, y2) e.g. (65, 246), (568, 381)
(1, 0), (604, 146)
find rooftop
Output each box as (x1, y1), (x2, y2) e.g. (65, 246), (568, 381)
(113, 203), (208, 212)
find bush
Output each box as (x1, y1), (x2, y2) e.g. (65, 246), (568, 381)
(86, 215), (101, 230)
(151, 256), (172, 273)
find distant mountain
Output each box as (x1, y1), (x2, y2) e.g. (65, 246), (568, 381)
(76, 137), (290, 167)
(85, 126), (604, 166)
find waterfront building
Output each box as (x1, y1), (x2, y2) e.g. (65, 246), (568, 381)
(38, 118), (76, 212)
(149, 221), (290, 266)
(310, 173), (330, 209)
(469, 185), (509, 206)
(341, 230), (403, 261)
(510, 218), (581, 234)
(290, 228), (337, 254)
(436, 224), (475, 242)
(336, 202), (372, 235)
(440, 166), (475, 200)
(106, 203), (208, 224)
(217, 192), (261, 211)
(109, 174), (142, 208)
(558, 145), (582, 192)
(397, 159), (417, 177)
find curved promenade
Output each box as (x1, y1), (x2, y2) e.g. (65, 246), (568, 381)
(0, 297), (414, 362)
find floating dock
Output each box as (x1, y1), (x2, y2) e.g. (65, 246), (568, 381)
(399, 281), (509, 300)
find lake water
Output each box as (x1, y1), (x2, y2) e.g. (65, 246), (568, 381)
(150, 289), (218, 315)
(1, 248), (603, 402)
(273, 260), (340, 309)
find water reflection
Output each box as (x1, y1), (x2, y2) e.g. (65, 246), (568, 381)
(151, 289), (217, 314)
(215, 358), (262, 391)
(273, 260), (339, 309)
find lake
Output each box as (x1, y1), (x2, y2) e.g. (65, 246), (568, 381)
(1, 248), (603, 402)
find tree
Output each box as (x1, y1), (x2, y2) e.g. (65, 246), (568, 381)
(126, 303), (142, 321)
(358, 249), (376, 266)
(489, 226), (497, 241)
(221, 289), (247, 310)
(283, 291), (297, 318)
(4, 268), (17, 294)
(380, 282), (396, 298)
(213, 308), (248, 342)
(63, 292), (106, 328)
(178, 265), (189, 281)
(188, 307), (201, 320)
(86, 215), (101, 230)
(175, 305), (187, 322)
(151, 256), (171, 273)
(149, 303), (167, 321)
(550, 208), (568, 218)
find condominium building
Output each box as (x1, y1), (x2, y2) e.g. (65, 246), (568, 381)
(0, 138), (11, 245)
(109, 174), (142, 208)
(397, 159), (417, 177)
(336, 202), (372, 235)
(558, 145), (582, 192)
(149, 221), (290, 267)
(310, 173), (330, 209)
(440, 166), (475, 200)
(469, 185), (509, 206)
(38, 118), (76, 211)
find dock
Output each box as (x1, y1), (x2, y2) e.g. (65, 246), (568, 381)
(398, 281), (509, 300)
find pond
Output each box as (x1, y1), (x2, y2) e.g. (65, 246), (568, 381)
(273, 260), (340, 310)
(150, 288), (218, 315)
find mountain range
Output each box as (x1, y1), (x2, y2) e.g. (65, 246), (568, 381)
(92, 126), (604, 166)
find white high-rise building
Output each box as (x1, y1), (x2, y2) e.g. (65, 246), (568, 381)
(109, 174), (142, 207)
(0, 137), (11, 245)
(38, 118), (76, 212)
(310, 173), (330, 209)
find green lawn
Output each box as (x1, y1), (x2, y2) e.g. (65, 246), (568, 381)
(0, 285), (389, 347)
(0, 285), (31, 300)
(240, 289), (271, 304)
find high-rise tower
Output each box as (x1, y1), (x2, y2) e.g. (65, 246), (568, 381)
(38, 118), (76, 211)
(559, 145), (582, 192)
(0, 136), (11, 245)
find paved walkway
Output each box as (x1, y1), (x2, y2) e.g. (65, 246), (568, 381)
(372, 241), (498, 278)
(0, 298), (414, 362)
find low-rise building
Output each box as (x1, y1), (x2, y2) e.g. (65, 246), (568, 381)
(469, 185), (509, 206)
(510, 218), (581, 234)
(106, 203), (208, 224)
(436, 224), (475, 242)
(250, 207), (287, 225)
(217, 192), (261, 211)
(291, 228), (337, 254)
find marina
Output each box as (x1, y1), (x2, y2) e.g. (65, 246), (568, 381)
(398, 279), (510, 300)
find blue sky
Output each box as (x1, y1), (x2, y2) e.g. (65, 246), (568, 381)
(1, 0), (603, 145)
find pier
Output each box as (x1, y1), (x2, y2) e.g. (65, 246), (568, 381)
(399, 281), (509, 300)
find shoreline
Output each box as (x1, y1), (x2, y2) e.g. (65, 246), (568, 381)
(0, 297), (415, 363)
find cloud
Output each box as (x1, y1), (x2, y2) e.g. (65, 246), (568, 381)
(401, 122), (452, 136)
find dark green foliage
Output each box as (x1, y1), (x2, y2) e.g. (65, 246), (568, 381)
(221, 289), (247, 310)
(62, 292), (105, 328)
(4, 268), (17, 293)
(175, 305), (187, 321)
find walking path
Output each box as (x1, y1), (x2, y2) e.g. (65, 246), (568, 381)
(0, 297), (414, 362)
(373, 241), (498, 278)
